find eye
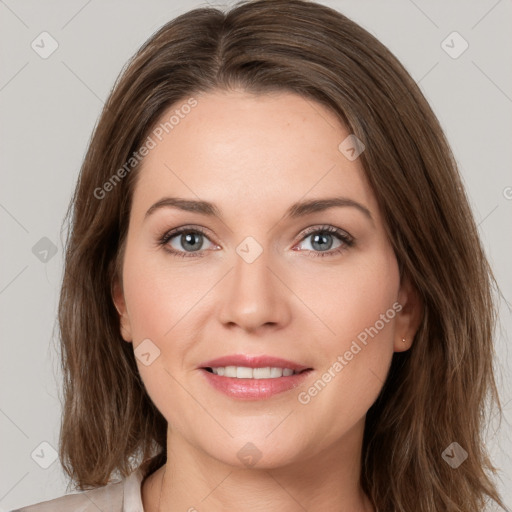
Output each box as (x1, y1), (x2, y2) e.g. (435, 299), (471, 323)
(158, 224), (354, 258)
(294, 225), (354, 257)
(159, 226), (218, 258)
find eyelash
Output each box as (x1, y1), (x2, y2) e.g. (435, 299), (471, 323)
(158, 224), (354, 259)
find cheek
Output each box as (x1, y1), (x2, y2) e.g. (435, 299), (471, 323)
(121, 246), (200, 427)
(292, 245), (399, 347)
(294, 248), (399, 413)
(122, 245), (203, 340)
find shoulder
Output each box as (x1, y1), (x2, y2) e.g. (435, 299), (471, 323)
(10, 468), (145, 512)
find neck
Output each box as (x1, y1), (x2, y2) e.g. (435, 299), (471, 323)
(142, 417), (374, 512)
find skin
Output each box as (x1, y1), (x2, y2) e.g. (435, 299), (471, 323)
(113, 89), (422, 512)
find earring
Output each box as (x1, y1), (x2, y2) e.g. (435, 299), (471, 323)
(402, 337), (407, 343)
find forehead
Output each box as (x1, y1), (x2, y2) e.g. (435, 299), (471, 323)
(131, 89), (378, 222)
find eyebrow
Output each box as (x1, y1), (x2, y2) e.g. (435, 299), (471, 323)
(144, 196), (373, 223)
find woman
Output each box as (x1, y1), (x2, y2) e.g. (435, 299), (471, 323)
(13, 0), (508, 510)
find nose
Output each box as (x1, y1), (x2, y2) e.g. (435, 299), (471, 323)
(217, 245), (292, 333)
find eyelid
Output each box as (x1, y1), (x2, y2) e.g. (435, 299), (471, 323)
(296, 224), (353, 242)
(160, 224), (213, 241)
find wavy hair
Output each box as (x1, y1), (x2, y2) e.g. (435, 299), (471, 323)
(57, 1), (507, 510)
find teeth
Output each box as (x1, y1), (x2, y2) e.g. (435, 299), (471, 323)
(211, 366), (297, 379)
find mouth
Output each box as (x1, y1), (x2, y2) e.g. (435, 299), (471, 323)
(202, 366), (310, 378)
(198, 354), (314, 400)
(198, 354), (312, 375)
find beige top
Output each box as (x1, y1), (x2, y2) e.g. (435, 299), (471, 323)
(11, 469), (381, 511)
(11, 468), (146, 512)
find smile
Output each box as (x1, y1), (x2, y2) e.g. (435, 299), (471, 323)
(206, 366), (303, 378)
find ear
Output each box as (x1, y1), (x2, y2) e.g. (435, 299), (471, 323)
(112, 277), (133, 343)
(393, 272), (423, 352)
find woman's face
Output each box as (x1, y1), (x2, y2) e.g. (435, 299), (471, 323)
(114, 89), (419, 469)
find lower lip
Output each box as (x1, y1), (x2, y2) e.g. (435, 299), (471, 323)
(200, 368), (313, 400)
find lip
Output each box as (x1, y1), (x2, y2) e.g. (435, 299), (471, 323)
(199, 354), (311, 373)
(200, 369), (313, 400)
(198, 354), (314, 400)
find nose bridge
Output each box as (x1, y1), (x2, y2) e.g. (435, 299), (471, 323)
(218, 236), (290, 331)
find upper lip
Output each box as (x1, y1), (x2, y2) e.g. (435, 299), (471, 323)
(199, 354), (312, 373)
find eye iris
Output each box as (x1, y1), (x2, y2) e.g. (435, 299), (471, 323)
(311, 232), (333, 251)
(181, 232), (202, 252)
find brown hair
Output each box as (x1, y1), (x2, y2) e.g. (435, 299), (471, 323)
(57, 0), (507, 510)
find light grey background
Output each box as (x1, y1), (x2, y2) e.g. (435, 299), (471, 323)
(1, 0), (511, 510)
